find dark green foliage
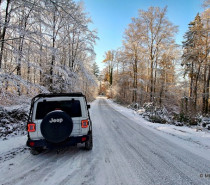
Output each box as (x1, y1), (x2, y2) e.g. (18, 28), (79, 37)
(92, 62), (100, 78)
(175, 113), (199, 126)
(149, 115), (166, 124)
(177, 113), (189, 123)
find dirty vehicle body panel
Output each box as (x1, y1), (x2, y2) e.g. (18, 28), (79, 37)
(26, 93), (92, 151)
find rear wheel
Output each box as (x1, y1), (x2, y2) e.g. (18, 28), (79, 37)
(85, 133), (93, 150)
(30, 147), (43, 155)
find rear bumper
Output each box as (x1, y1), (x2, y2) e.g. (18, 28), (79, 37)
(26, 135), (89, 148)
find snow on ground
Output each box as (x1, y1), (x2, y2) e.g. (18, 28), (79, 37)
(0, 135), (27, 155)
(0, 97), (209, 185)
(3, 104), (30, 112)
(106, 98), (210, 161)
(0, 104), (29, 139)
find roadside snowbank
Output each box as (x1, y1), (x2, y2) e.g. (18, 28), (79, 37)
(0, 104), (29, 139)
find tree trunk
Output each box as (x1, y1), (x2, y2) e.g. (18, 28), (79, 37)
(16, 35), (25, 96)
(0, 0), (11, 68)
(132, 54), (137, 103)
(26, 43), (30, 94)
(203, 18), (209, 114)
(205, 66), (210, 113)
(110, 67), (113, 85)
(189, 62), (194, 98)
(153, 59), (158, 105)
(202, 64), (207, 114)
(50, 9), (56, 92)
(39, 20), (43, 86)
(159, 83), (164, 107)
(193, 64), (201, 112)
(150, 59), (154, 102)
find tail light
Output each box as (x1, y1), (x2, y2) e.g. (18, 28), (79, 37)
(81, 120), (89, 128)
(28, 122), (36, 132)
(82, 137), (87, 142)
(29, 141), (35, 147)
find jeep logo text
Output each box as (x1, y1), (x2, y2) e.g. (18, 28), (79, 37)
(49, 118), (63, 123)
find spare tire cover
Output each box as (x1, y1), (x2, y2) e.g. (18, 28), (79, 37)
(40, 110), (73, 143)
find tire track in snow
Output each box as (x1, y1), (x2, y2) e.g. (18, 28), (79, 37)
(1, 147), (80, 185)
(0, 146), (29, 163)
(98, 98), (210, 185)
(0, 98), (210, 185)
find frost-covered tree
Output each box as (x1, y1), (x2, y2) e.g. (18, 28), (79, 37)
(0, 0), (12, 69)
(112, 6), (179, 107)
(202, 0), (210, 8)
(0, 0), (98, 104)
(103, 50), (116, 86)
(92, 62), (99, 78)
(201, 8), (210, 114)
(137, 7), (178, 101)
(182, 13), (206, 113)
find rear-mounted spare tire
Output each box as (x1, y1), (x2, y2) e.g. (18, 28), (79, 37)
(40, 110), (73, 143)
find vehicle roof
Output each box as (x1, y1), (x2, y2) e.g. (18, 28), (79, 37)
(33, 93), (85, 99)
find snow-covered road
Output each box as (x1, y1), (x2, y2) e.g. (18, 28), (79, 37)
(0, 97), (210, 185)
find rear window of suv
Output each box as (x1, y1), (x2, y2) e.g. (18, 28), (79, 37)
(35, 100), (82, 119)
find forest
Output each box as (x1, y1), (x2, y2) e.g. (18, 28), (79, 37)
(100, 2), (210, 125)
(0, 0), (210, 125)
(0, 0), (98, 104)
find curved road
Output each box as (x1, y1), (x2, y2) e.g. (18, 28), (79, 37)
(0, 97), (209, 185)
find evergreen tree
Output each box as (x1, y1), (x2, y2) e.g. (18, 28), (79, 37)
(92, 62), (100, 78)
(182, 13), (205, 113)
(103, 50), (115, 85)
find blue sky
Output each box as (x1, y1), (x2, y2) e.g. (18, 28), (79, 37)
(78, 0), (204, 69)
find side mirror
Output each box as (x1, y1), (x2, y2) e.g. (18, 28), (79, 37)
(87, 104), (91, 109)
